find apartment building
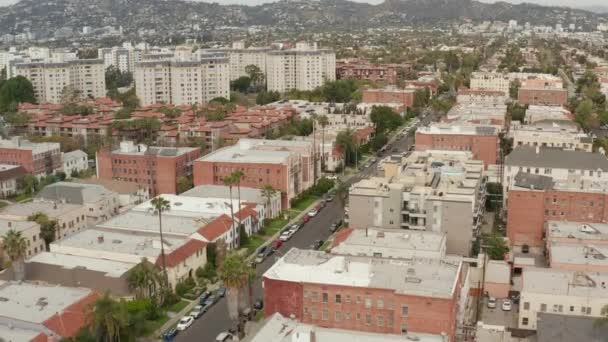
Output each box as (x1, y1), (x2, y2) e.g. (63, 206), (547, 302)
(349, 150), (485, 255)
(361, 88), (415, 108)
(415, 124), (500, 168)
(266, 42), (335, 93)
(470, 72), (511, 93)
(15, 59), (106, 104)
(208, 41), (270, 80)
(98, 45), (143, 73)
(518, 267), (608, 330)
(263, 248), (464, 341)
(524, 105), (573, 124)
(456, 89), (507, 105)
(502, 146), (608, 199)
(0, 137), (61, 177)
(134, 52), (230, 106)
(193, 139), (316, 209)
(518, 87), (568, 106)
(0, 219), (43, 258)
(0, 164), (25, 198)
(62, 149), (89, 177)
(444, 103), (507, 129)
(336, 59), (412, 85)
(96, 141), (202, 195)
(511, 120), (593, 152)
(72, 178), (150, 209)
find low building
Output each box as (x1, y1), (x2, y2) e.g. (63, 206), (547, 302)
(444, 103), (507, 129)
(456, 89), (507, 105)
(0, 281), (99, 340)
(0, 137), (61, 177)
(511, 120), (592, 152)
(547, 242), (608, 272)
(524, 105), (573, 124)
(0, 200), (88, 240)
(546, 221), (608, 247)
(246, 312), (449, 342)
(415, 124), (500, 168)
(96, 141), (202, 195)
(536, 312), (608, 342)
(518, 78), (567, 106)
(193, 139), (317, 209)
(330, 227), (447, 260)
(37, 182), (120, 225)
(0, 219), (43, 258)
(72, 178), (150, 209)
(62, 149), (89, 178)
(483, 260), (511, 299)
(518, 267), (608, 330)
(0, 164), (25, 198)
(336, 59), (412, 85)
(263, 248), (464, 341)
(361, 88), (415, 109)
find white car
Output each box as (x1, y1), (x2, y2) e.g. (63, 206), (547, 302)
(502, 299), (512, 311)
(216, 332), (234, 341)
(279, 230), (293, 241)
(308, 209), (318, 217)
(176, 315), (194, 331)
(487, 297), (497, 309)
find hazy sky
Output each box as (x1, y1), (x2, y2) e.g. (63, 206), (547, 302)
(0, 0), (606, 7)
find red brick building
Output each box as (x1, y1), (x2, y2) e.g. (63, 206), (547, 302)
(336, 59), (412, 85)
(506, 172), (608, 247)
(517, 88), (568, 106)
(362, 88), (415, 108)
(415, 125), (499, 168)
(96, 141), (201, 195)
(0, 137), (62, 176)
(263, 249), (464, 341)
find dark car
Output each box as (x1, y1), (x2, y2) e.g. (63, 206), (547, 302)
(330, 219), (343, 232)
(202, 294), (217, 312)
(217, 287), (226, 298)
(199, 291), (212, 305)
(310, 239), (324, 250)
(254, 246), (272, 264)
(253, 299), (264, 310)
(162, 328), (178, 341)
(522, 244), (530, 254)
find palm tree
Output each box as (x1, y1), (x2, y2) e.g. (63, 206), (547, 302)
(261, 185), (277, 219)
(127, 258), (161, 302)
(232, 170), (245, 219)
(336, 128), (356, 167)
(151, 196), (171, 286)
(334, 180), (349, 209)
(317, 115), (329, 172)
(218, 252), (255, 335)
(88, 292), (128, 342)
(223, 175), (237, 248)
(311, 113), (318, 184)
(1, 229), (27, 281)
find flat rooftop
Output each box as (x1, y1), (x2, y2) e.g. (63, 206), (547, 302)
(547, 221), (608, 241)
(264, 248), (461, 299)
(28, 251), (135, 277)
(506, 146), (608, 171)
(417, 124), (498, 136)
(549, 243), (608, 266)
(97, 210), (210, 236)
(247, 312), (446, 342)
(331, 228), (446, 260)
(522, 267), (608, 298)
(182, 184), (279, 203)
(37, 182), (115, 204)
(0, 137), (59, 153)
(0, 281), (91, 324)
(198, 142), (291, 164)
(133, 194), (242, 219)
(0, 218), (38, 236)
(0, 200), (84, 219)
(0, 324), (43, 341)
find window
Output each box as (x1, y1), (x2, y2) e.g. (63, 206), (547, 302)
(540, 304), (547, 312)
(311, 292), (319, 302)
(377, 298), (384, 309)
(311, 309), (317, 320)
(365, 314), (372, 325)
(570, 306), (574, 312)
(335, 294), (342, 304)
(322, 309), (328, 321)
(522, 317), (529, 326)
(401, 305), (409, 317)
(523, 302), (530, 310)
(322, 293), (328, 303)
(581, 306), (591, 315)
(377, 316), (384, 326)
(365, 297), (372, 308)
(334, 311), (341, 321)
(345, 295), (351, 303)
(553, 304), (563, 313)
(345, 312), (350, 320)
(356, 296), (361, 304)
(356, 313), (361, 321)
(401, 323), (408, 334)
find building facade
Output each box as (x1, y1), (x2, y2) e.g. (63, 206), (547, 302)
(0, 137), (61, 177)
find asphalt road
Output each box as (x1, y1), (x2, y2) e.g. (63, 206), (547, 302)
(174, 112), (435, 342)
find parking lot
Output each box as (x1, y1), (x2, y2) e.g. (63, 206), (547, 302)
(480, 296), (519, 328)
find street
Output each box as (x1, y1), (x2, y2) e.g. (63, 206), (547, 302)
(173, 112), (434, 342)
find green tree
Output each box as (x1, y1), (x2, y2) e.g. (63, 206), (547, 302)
(370, 106), (402, 134)
(509, 79), (520, 100)
(370, 132), (388, 151)
(0, 76), (36, 111)
(61, 85), (83, 103)
(444, 51), (460, 73)
(20, 174), (40, 195)
(239, 224), (249, 246)
(223, 175), (237, 246)
(260, 185), (277, 219)
(1, 229), (27, 280)
(575, 99), (594, 129)
(317, 115), (329, 171)
(334, 180), (349, 208)
(481, 233), (509, 260)
(127, 258), (162, 302)
(245, 65), (265, 88)
(27, 212), (57, 250)
(256, 91), (281, 105)
(88, 292), (129, 342)
(231, 76), (252, 93)
(151, 196), (171, 286)
(336, 128), (357, 166)
(509, 103), (526, 123)
(232, 169), (245, 219)
(218, 252), (255, 323)
(105, 66), (133, 90)
(176, 176), (193, 194)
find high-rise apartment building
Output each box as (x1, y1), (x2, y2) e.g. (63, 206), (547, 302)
(98, 46), (142, 73)
(14, 59), (106, 104)
(210, 41), (270, 80)
(134, 52), (230, 106)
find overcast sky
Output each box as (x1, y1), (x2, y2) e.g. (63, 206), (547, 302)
(0, 0), (606, 7)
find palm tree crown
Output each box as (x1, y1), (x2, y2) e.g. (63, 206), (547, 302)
(1, 229), (27, 262)
(261, 185), (277, 218)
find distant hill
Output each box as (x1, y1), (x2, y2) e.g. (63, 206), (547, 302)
(0, 0), (604, 38)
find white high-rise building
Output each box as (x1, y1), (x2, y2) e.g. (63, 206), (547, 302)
(134, 52), (230, 106)
(210, 41), (271, 80)
(98, 45), (143, 73)
(15, 59), (106, 104)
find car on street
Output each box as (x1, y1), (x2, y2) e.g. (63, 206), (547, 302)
(326, 175), (338, 180)
(326, 195), (334, 202)
(308, 209), (318, 217)
(215, 332), (234, 341)
(190, 305), (204, 318)
(272, 239), (283, 251)
(310, 239), (324, 250)
(254, 246), (272, 264)
(487, 297), (497, 309)
(302, 214), (310, 223)
(199, 291), (212, 305)
(254, 298), (264, 310)
(502, 299), (512, 311)
(162, 328), (178, 341)
(217, 287), (226, 298)
(279, 230), (294, 241)
(330, 219), (342, 232)
(202, 294), (217, 312)
(176, 316), (194, 331)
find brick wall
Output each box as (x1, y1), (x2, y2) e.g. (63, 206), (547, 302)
(415, 132), (499, 168)
(0, 148), (34, 173)
(263, 277), (303, 319)
(518, 88), (568, 106)
(362, 89), (415, 107)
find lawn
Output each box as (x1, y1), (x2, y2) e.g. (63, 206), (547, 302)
(144, 313), (169, 335)
(167, 299), (190, 313)
(243, 234), (266, 253)
(0, 201), (8, 209)
(292, 195), (319, 212)
(262, 217), (289, 236)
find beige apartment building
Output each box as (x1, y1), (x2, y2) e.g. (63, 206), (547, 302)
(0, 219), (44, 258)
(135, 53), (230, 106)
(15, 59), (106, 104)
(210, 41), (271, 80)
(266, 42), (335, 93)
(511, 120), (593, 152)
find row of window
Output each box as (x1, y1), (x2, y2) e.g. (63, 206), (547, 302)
(306, 308), (396, 328)
(305, 291), (408, 316)
(522, 301), (593, 315)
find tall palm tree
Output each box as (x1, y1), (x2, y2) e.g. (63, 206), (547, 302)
(334, 180), (349, 209)
(1, 229), (27, 281)
(88, 292), (128, 342)
(223, 175), (237, 248)
(218, 252), (255, 333)
(151, 196), (171, 286)
(232, 170), (245, 220)
(127, 258), (161, 302)
(317, 115), (329, 172)
(336, 128), (356, 167)
(261, 185), (277, 219)
(310, 113), (318, 184)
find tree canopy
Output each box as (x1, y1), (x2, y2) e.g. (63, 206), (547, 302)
(0, 76), (36, 112)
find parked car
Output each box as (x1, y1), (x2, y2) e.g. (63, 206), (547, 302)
(190, 305), (204, 319)
(326, 195), (334, 202)
(162, 328), (178, 341)
(215, 332), (234, 342)
(310, 239), (324, 250)
(217, 287), (226, 298)
(487, 297), (497, 309)
(522, 244), (530, 253)
(176, 316), (194, 331)
(273, 239), (283, 251)
(502, 299), (512, 311)
(279, 230), (293, 241)
(308, 209), (318, 217)
(254, 246), (272, 264)
(202, 294), (217, 312)
(329, 222), (340, 232)
(302, 215), (310, 223)
(326, 175), (338, 180)
(253, 298), (264, 310)
(291, 222), (302, 231)
(199, 291), (212, 305)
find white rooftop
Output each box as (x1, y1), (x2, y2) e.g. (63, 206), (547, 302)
(0, 200), (84, 220)
(97, 210), (211, 236)
(522, 267), (608, 298)
(546, 221), (608, 241)
(197, 139), (309, 164)
(134, 194), (242, 218)
(331, 228), (446, 260)
(247, 313), (447, 342)
(0, 324), (43, 341)
(28, 251), (135, 277)
(0, 219), (38, 236)
(0, 282), (91, 324)
(0, 137), (59, 154)
(264, 248), (461, 299)
(549, 243), (608, 267)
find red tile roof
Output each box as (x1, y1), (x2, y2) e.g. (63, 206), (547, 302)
(158, 239), (207, 268)
(235, 204), (259, 221)
(32, 333), (49, 342)
(43, 291), (100, 338)
(198, 214), (233, 241)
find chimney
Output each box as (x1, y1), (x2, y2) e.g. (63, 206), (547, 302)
(97, 235), (104, 243)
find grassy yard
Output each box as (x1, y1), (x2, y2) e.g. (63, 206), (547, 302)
(243, 234), (266, 253)
(291, 195), (319, 212)
(0, 201), (8, 209)
(167, 299), (190, 313)
(262, 217), (289, 236)
(144, 313), (169, 335)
